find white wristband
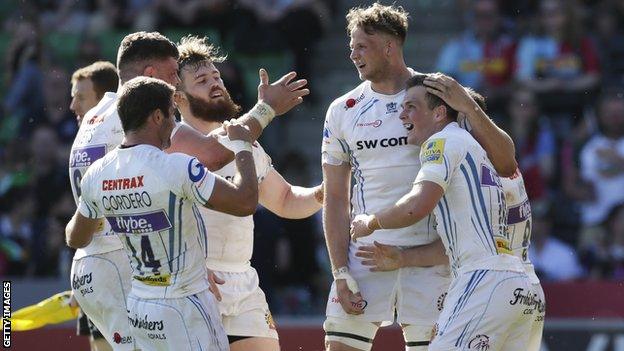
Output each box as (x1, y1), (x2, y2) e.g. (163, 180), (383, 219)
(217, 135), (252, 155)
(332, 266), (360, 293)
(250, 101), (275, 129)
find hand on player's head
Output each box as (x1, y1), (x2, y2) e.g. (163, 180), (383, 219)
(423, 73), (476, 114)
(222, 119), (252, 143)
(257, 68), (310, 116)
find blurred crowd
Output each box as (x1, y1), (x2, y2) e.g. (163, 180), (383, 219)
(1, 0), (624, 315)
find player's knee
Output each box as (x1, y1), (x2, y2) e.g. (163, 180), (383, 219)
(324, 317), (378, 351)
(401, 324), (434, 351)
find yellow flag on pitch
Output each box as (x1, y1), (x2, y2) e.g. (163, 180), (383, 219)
(3, 290), (79, 331)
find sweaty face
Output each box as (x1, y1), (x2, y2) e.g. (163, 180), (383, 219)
(399, 86), (437, 146)
(149, 57), (181, 87)
(70, 78), (100, 125)
(180, 61), (241, 122)
(349, 27), (390, 83)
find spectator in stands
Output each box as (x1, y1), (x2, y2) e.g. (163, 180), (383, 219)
(593, 1), (624, 88)
(578, 91), (624, 228)
(437, 0), (516, 116)
(234, 0), (329, 91)
(3, 19), (45, 137)
(515, 0), (600, 117)
(508, 88), (555, 202)
(530, 202), (585, 281)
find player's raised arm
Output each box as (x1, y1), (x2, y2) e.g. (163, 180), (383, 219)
(259, 169), (323, 219)
(202, 120), (259, 216)
(169, 67), (309, 171)
(424, 73), (518, 177)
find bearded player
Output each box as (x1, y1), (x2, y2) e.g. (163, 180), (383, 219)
(321, 4), (517, 350)
(69, 31), (308, 349)
(174, 35), (323, 351)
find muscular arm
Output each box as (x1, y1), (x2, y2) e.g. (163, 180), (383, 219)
(463, 102), (518, 177)
(65, 213), (101, 249)
(399, 239), (448, 267)
(372, 181), (444, 230)
(205, 150), (258, 217)
(259, 168), (322, 219)
(322, 163), (351, 270)
(168, 112), (264, 172)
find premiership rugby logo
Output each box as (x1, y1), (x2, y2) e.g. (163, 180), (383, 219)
(421, 139), (445, 164)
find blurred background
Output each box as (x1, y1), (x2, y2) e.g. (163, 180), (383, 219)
(1, 0), (624, 350)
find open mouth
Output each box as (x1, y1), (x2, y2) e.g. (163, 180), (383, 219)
(403, 123), (414, 131)
(356, 63), (366, 70)
(210, 89), (224, 99)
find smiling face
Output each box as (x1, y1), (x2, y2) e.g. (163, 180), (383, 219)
(349, 27), (391, 83)
(399, 86), (439, 146)
(179, 60), (240, 122)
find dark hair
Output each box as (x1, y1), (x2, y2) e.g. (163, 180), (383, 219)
(116, 31), (179, 83)
(465, 87), (487, 111)
(117, 77), (175, 133)
(346, 3), (409, 44)
(405, 74), (459, 121)
(71, 61), (119, 100)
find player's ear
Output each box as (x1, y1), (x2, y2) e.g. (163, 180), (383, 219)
(143, 65), (155, 78)
(434, 105), (447, 121)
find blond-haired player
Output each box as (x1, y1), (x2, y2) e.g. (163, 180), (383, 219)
(321, 4), (517, 350)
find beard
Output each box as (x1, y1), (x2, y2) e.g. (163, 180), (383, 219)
(185, 88), (242, 123)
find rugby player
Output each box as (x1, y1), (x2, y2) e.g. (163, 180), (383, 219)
(350, 73), (534, 350)
(321, 4), (517, 350)
(68, 31), (308, 350)
(70, 61), (119, 126)
(66, 76), (258, 350)
(174, 35), (323, 351)
(355, 86), (546, 351)
(69, 60), (119, 351)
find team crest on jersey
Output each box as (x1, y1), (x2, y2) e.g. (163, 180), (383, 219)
(386, 102), (398, 114)
(187, 159), (206, 182)
(421, 139), (445, 164)
(468, 334), (490, 350)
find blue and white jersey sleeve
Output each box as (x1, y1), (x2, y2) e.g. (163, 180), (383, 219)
(167, 153), (217, 207)
(415, 134), (465, 191)
(321, 103), (350, 164)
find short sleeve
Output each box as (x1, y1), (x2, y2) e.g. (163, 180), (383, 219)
(77, 170), (103, 219)
(254, 143), (273, 182)
(414, 137), (465, 191)
(321, 105), (349, 163)
(173, 155), (217, 206)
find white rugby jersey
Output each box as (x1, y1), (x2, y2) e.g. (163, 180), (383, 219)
(415, 122), (524, 277)
(69, 92), (124, 259)
(500, 170), (540, 284)
(322, 78), (437, 246)
(77, 144), (217, 299)
(201, 140), (272, 272)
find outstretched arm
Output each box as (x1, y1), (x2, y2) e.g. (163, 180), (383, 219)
(259, 168), (322, 219)
(168, 69), (309, 171)
(424, 74), (518, 177)
(355, 239), (447, 272)
(350, 181), (444, 241)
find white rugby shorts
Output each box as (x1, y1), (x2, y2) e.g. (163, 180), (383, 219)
(213, 267), (278, 339)
(430, 269), (536, 351)
(71, 249), (136, 350)
(127, 289), (228, 351)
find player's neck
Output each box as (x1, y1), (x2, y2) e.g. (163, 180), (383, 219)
(369, 64), (412, 95)
(122, 132), (162, 150)
(181, 113), (222, 135)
